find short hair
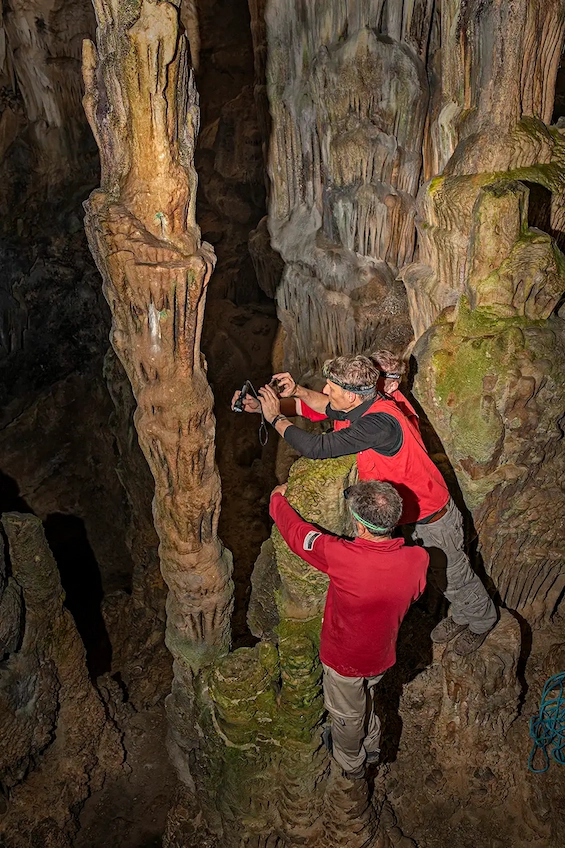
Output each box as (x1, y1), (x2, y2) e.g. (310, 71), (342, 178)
(322, 355), (379, 396)
(345, 480), (403, 536)
(371, 349), (407, 379)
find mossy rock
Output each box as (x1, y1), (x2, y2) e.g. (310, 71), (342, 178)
(208, 645), (280, 744)
(273, 455), (356, 620)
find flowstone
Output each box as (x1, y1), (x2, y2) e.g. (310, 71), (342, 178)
(414, 176), (565, 622)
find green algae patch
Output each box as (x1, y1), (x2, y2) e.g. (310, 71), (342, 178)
(208, 645), (280, 745)
(272, 455), (356, 620)
(277, 618), (324, 742)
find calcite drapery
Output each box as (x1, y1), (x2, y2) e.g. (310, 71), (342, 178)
(261, 0), (427, 375)
(82, 0), (233, 777)
(0, 0), (95, 183)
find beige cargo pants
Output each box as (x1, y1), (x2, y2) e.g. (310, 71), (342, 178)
(322, 663), (384, 773)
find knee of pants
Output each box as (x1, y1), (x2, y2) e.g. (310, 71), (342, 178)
(327, 711), (366, 755)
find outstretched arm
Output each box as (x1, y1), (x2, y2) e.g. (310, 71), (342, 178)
(269, 486), (330, 572)
(284, 412), (402, 460)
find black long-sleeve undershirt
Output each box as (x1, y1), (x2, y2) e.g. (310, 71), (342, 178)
(283, 396), (403, 460)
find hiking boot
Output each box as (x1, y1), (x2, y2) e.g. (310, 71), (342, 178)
(452, 627), (492, 656)
(430, 617), (468, 644)
(365, 749), (380, 766)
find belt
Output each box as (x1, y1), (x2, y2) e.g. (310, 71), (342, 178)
(417, 503), (449, 525)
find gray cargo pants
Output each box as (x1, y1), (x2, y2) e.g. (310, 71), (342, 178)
(411, 498), (497, 634)
(322, 663), (383, 773)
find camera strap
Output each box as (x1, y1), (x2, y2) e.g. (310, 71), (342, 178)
(244, 381), (269, 446)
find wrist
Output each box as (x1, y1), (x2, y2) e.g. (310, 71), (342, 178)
(271, 414), (288, 427)
(293, 384), (306, 399)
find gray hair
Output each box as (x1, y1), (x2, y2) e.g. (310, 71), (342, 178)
(322, 355), (379, 396)
(370, 349), (407, 379)
(345, 480), (403, 536)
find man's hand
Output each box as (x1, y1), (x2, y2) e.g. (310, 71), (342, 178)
(271, 372), (298, 397)
(271, 483), (288, 497)
(258, 384), (281, 423)
(231, 389), (261, 413)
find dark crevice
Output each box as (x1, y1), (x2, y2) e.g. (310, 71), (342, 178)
(43, 513), (112, 679)
(0, 470), (34, 515)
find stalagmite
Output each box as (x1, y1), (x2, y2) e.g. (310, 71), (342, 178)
(82, 0), (233, 779)
(0, 514), (122, 846)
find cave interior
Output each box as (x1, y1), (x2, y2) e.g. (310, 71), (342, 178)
(1, 1), (565, 847)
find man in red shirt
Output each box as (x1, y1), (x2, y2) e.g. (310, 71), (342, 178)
(270, 479), (428, 779)
(233, 354), (497, 654)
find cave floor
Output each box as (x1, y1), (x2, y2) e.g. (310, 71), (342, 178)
(75, 701), (176, 848)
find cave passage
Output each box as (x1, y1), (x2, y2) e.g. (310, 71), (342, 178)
(43, 513), (112, 679)
(0, 471), (33, 515)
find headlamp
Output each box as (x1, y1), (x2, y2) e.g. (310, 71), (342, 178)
(322, 363), (375, 395)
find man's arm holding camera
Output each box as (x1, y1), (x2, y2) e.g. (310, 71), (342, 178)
(231, 371), (328, 419)
(257, 385), (294, 437)
(271, 372), (329, 415)
(230, 388), (297, 416)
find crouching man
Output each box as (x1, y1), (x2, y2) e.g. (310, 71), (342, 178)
(270, 479), (429, 780)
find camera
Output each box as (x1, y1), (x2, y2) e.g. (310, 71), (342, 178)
(268, 378), (282, 395)
(233, 381), (250, 413)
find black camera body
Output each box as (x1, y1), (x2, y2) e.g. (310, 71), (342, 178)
(233, 381), (250, 413)
(233, 378), (281, 414)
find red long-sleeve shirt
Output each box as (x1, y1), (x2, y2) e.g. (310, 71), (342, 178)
(270, 494), (429, 677)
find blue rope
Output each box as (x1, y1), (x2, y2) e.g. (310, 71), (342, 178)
(528, 672), (565, 773)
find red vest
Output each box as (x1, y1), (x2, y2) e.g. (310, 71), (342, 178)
(334, 397), (449, 524)
(389, 389), (420, 435)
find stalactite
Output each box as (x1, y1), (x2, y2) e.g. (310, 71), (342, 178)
(0, 0), (95, 177)
(262, 0), (428, 375)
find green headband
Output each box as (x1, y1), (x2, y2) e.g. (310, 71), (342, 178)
(350, 509), (388, 535)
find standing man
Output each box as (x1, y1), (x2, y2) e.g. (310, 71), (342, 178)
(370, 349), (420, 433)
(233, 354), (497, 655)
(270, 479), (428, 780)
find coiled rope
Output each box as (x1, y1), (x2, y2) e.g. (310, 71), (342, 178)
(528, 672), (565, 773)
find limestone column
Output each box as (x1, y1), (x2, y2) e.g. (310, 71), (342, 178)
(82, 0), (233, 778)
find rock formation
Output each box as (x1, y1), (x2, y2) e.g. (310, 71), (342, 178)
(1, 0), (565, 844)
(0, 513), (122, 846)
(167, 455), (383, 847)
(82, 0), (233, 784)
(403, 0), (565, 628)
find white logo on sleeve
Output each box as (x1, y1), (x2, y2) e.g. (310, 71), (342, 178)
(303, 530), (321, 551)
